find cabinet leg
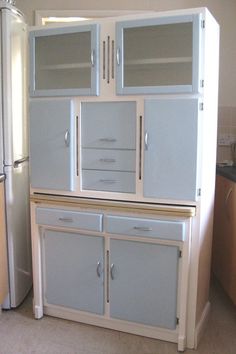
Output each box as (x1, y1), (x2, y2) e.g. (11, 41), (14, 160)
(177, 335), (186, 352)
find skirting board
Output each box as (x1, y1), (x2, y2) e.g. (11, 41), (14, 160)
(194, 301), (211, 349)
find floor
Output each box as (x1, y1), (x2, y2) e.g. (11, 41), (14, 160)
(0, 278), (235, 354)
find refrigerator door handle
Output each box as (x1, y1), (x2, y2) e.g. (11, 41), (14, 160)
(14, 157), (29, 168)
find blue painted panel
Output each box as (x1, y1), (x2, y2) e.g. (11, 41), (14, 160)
(30, 99), (75, 191)
(110, 239), (179, 329)
(144, 98), (199, 201)
(43, 230), (104, 315)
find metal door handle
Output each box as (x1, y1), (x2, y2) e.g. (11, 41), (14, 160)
(91, 49), (95, 67)
(133, 226), (152, 232)
(58, 217), (73, 222)
(116, 47), (120, 66)
(99, 158), (116, 163)
(99, 138), (117, 143)
(99, 179), (116, 184)
(96, 261), (102, 278)
(64, 130), (70, 147)
(225, 188), (233, 207)
(110, 263), (115, 280)
(144, 131), (149, 150)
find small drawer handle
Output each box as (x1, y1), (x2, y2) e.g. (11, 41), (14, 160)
(96, 261), (102, 278)
(99, 179), (116, 184)
(99, 138), (117, 143)
(58, 217), (73, 223)
(99, 158), (116, 163)
(133, 226), (152, 232)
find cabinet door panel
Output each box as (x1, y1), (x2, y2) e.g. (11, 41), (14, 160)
(43, 230), (104, 314)
(144, 98), (199, 201)
(110, 239), (179, 329)
(116, 14), (200, 94)
(29, 24), (99, 96)
(30, 99), (75, 191)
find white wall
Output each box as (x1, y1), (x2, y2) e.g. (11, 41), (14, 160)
(16, 0), (236, 108)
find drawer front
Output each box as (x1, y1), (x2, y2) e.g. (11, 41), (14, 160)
(82, 170), (135, 193)
(82, 149), (136, 172)
(36, 207), (103, 232)
(106, 215), (185, 241)
(81, 101), (136, 149)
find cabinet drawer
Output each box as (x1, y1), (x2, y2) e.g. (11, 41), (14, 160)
(36, 207), (103, 231)
(81, 101), (136, 149)
(106, 215), (185, 241)
(82, 149), (136, 172)
(82, 170), (135, 193)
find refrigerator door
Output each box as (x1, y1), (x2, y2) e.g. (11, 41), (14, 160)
(4, 161), (32, 308)
(1, 8), (28, 165)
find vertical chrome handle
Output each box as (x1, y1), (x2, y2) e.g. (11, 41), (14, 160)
(96, 261), (102, 278)
(116, 47), (120, 66)
(102, 41), (106, 80)
(107, 36), (110, 84)
(110, 263), (115, 280)
(111, 40), (115, 79)
(144, 131), (149, 150)
(91, 49), (95, 67)
(64, 130), (70, 147)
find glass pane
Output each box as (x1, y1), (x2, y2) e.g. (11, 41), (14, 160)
(35, 31), (91, 90)
(123, 22), (193, 87)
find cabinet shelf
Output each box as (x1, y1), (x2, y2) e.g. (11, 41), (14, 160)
(39, 62), (91, 71)
(124, 57), (192, 66)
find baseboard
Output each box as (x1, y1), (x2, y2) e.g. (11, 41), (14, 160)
(194, 301), (211, 349)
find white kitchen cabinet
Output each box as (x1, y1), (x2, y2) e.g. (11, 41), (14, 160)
(29, 24), (99, 96)
(29, 7), (219, 351)
(31, 199), (191, 350)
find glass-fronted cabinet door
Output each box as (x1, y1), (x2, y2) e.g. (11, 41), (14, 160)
(29, 24), (99, 96)
(116, 14), (201, 94)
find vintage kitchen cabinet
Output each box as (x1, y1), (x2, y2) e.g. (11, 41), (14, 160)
(29, 7), (219, 351)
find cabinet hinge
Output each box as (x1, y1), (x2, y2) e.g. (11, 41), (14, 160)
(179, 250), (182, 258)
(201, 20), (205, 29)
(199, 103), (204, 111)
(200, 79), (204, 88)
(176, 317), (179, 325)
(197, 188), (201, 197)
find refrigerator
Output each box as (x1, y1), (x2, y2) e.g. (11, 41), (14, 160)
(0, 1), (32, 308)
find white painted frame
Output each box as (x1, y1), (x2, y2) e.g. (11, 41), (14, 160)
(35, 10), (150, 26)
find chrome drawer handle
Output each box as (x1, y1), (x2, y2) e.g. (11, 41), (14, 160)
(133, 226), (152, 232)
(99, 158), (116, 163)
(58, 217), (73, 222)
(91, 49), (95, 67)
(99, 138), (117, 143)
(96, 261), (102, 278)
(99, 179), (116, 184)
(116, 47), (120, 66)
(144, 131), (149, 151)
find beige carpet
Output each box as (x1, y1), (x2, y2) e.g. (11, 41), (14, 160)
(0, 279), (235, 354)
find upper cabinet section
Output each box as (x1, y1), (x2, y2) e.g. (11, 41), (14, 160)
(116, 14), (202, 94)
(29, 24), (100, 97)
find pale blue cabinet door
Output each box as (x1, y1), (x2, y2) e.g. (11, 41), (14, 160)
(30, 99), (75, 191)
(110, 239), (179, 329)
(43, 230), (104, 315)
(144, 98), (199, 201)
(29, 24), (99, 97)
(116, 14), (200, 94)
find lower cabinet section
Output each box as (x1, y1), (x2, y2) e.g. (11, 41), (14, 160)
(31, 197), (193, 351)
